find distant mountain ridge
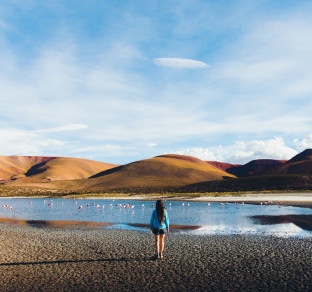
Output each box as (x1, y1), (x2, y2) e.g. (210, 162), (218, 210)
(1, 149), (312, 194)
(262, 149), (312, 176)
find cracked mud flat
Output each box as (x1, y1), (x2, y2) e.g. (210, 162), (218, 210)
(0, 224), (311, 292)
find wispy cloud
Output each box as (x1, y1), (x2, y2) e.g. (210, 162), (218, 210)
(1, 1), (312, 164)
(0, 128), (66, 156)
(153, 58), (210, 69)
(36, 124), (88, 134)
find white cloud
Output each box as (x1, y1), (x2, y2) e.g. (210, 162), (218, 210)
(153, 58), (210, 69)
(0, 128), (66, 156)
(0, 124), (88, 156)
(173, 137), (298, 164)
(293, 133), (312, 151)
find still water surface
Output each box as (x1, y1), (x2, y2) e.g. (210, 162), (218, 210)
(1, 198), (312, 237)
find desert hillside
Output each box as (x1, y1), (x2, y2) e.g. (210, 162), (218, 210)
(263, 149), (312, 175)
(0, 156), (54, 180)
(0, 156), (117, 181)
(82, 154), (236, 191)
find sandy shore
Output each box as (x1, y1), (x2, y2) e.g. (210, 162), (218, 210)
(0, 224), (311, 292)
(65, 193), (312, 208)
(5, 193), (312, 207)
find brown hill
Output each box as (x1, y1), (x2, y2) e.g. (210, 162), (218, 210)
(26, 157), (118, 181)
(0, 156), (54, 180)
(0, 156), (117, 182)
(227, 159), (287, 177)
(82, 154), (236, 191)
(264, 149), (312, 175)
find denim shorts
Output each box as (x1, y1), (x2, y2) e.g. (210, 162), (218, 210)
(152, 227), (165, 235)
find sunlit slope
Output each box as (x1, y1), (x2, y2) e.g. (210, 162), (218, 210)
(263, 149), (312, 175)
(82, 154), (236, 190)
(0, 156), (54, 180)
(26, 157), (118, 181)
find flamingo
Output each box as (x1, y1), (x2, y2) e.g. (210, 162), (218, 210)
(77, 206), (83, 211)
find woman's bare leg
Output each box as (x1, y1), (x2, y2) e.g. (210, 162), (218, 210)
(159, 234), (165, 257)
(154, 234), (160, 256)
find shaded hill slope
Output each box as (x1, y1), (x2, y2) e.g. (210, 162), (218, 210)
(82, 154), (236, 191)
(263, 149), (312, 175)
(227, 159), (287, 177)
(179, 174), (312, 193)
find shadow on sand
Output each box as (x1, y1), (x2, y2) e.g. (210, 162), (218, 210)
(0, 256), (158, 267)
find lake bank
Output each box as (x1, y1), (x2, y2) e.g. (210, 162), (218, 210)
(0, 224), (311, 291)
(64, 192), (312, 208)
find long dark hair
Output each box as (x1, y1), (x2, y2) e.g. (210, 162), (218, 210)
(156, 200), (165, 225)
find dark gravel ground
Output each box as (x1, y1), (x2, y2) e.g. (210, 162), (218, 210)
(0, 224), (311, 292)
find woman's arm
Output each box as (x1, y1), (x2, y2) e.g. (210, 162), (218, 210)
(165, 210), (169, 233)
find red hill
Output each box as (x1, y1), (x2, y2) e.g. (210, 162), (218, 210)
(227, 159), (287, 177)
(264, 149), (312, 175)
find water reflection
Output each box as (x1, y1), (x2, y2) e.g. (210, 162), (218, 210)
(251, 214), (312, 231)
(0, 198), (311, 237)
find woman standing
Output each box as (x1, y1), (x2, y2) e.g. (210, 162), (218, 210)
(150, 200), (169, 259)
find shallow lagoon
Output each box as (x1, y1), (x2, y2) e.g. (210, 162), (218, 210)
(1, 198), (312, 237)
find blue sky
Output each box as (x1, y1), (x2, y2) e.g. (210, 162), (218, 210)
(1, 0), (312, 164)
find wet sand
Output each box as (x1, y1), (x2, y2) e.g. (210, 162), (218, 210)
(0, 224), (311, 291)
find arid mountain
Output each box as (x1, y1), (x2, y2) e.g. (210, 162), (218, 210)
(26, 157), (118, 181)
(226, 159), (287, 177)
(83, 154), (236, 191)
(1, 150), (312, 195)
(178, 149), (312, 193)
(263, 149), (312, 175)
(0, 156), (117, 181)
(0, 156), (54, 180)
